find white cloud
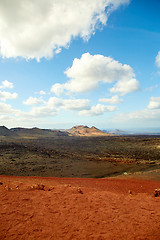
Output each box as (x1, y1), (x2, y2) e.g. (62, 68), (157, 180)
(111, 96), (160, 127)
(29, 105), (58, 118)
(0, 80), (18, 102)
(148, 97), (160, 109)
(65, 53), (136, 93)
(79, 104), (116, 116)
(51, 52), (139, 96)
(155, 51), (160, 68)
(0, 80), (17, 101)
(0, 0), (130, 60)
(0, 91), (18, 101)
(110, 78), (140, 95)
(99, 95), (123, 104)
(23, 96), (44, 105)
(39, 90), (46, 95)
(48, 97), (90, 111)
(51, 83), (66, 96)
(113, 109), (160, 123)
(55, 48), (62, 54)
(63, 99), (90, 111)
(0, 80), (13, 89)
(22, 97), (90, 118)
(0, 102), (14, 113)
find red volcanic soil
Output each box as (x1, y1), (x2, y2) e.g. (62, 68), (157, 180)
(0, 175), (160, 240)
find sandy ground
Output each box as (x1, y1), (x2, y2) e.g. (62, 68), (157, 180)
(0, 175), (160, 240)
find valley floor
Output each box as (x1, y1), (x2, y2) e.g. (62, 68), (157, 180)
(0, 135), (160, 178)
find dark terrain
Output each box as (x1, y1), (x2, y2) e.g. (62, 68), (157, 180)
(1, 129), (160, 240)
(0, 133), (160, 178)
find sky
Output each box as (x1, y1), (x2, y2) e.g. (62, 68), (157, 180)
(0, 0), (160, 131)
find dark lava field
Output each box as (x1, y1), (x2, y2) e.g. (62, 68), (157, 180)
(0, 135), (160, 178)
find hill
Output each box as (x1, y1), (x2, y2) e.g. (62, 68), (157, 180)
(110, 129), (127, 135)
(0, 126), (16, 136)
(11, 127), (68, 137)
(67, 125), (112, 136)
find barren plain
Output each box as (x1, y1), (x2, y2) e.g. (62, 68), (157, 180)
(0, 135), (160, 179)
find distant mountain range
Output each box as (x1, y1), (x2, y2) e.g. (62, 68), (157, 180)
(0, 126), (68, 137)
(106, 129), (127, 135)
(0, 125), (112, 137)
(0, 125), (160, 137)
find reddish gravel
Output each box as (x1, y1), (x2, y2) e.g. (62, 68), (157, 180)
(0, 175), (160, 240)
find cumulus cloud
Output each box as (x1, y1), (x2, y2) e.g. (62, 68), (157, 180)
(0, 80), (13, 89)
(110, 78), (140, 95)
(0, 0), (129, 60)
(0, 80), (17, 101)
(51, 52), (139, 96)
(29, 105), (58, 118)
(47, 97), (90, 111)
(63, 99), (90, 111)
(79, 104), (116, 116)
(39, 90), (46, 95)
(148, 97), (160, 109)
(65, 53), (137, 93)
(1, 95), (90, 119)
(51, 83), (66, 96)
(111, 96), (160, 127)
(23, 96), (44, 105)
(0, 91), (18, 101)
(25, 97), (90, 118)
(155, 51), (160, 68)
(113, 109), (160, 124)
(0, 102), (13, 113)
(99, 95), (123, 104)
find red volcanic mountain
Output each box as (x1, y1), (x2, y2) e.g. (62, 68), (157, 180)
(67, 125), (111, 136)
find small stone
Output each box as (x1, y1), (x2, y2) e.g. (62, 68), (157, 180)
(31, 184), (45, 191)
(5, 185), (11, 191)
(48, 187), (54, 191)
(154, 189), (160, 197)
(128, 190), (132, 195)
(77, 188), (83, 194)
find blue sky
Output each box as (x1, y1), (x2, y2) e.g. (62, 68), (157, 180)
(0, 0), (160, 131)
